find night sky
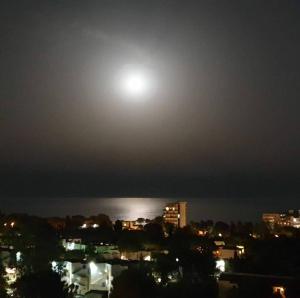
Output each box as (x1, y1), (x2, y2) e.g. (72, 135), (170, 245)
(1, 1), (299, 216)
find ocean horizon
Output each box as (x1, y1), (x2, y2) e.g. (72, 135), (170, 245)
(1, 196), (297, 222)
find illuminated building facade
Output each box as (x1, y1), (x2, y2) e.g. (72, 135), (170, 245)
(262, 213), (285, 229)
(62, 262), (113, 296)
(121, 220), (147, 230)
(163, 201), (187, 228)
(262, 210), (300, 229)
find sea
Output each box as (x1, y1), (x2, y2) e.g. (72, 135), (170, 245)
(0, 196), (296, 222)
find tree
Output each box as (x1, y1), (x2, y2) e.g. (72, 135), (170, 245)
(110, 267), (157, 298)
(153, 216), (163, 225)
(92, 214), (112, 228)
(114, 220), (123, 234)
(164, 223), (175, 237)
(155, 254), (178, 285)
(65, 215), (85, 230)
(167, 228), (192, 255)
(144, 223), (164, 244)
(13, 270), (70, 298)
(85, 243), (97, 260)
(0, 261), (8, 298)
(213, 221), (230, 237)
(159, 279), (218, 298)
(1, 215), (62, 274)
(117, 230), (145, 251)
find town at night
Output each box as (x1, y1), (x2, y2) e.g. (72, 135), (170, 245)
(1, 1), (300, 297)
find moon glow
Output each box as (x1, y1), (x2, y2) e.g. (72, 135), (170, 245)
(118, 66), (152, 101)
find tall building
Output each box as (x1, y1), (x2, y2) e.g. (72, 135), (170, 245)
(163, 201), (187, 228)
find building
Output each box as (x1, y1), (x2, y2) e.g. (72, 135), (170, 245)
(262, 210), (300, 230)
(214, 245), (245, 260)
(61, 261), (113, 297)
(262, 213), (285, 229)
(285, 210), (300, 228)
(163, 201), (187, 228)
(52, 261), (128, 297)
(121, 219), (148, 230)
(62, 239), (121, 260)
(219, 272), (300, 298)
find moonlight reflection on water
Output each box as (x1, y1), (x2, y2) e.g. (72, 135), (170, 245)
(97, 197), (168, 220)
(0, 197), (293, 222)
(2, 197), (169, 220)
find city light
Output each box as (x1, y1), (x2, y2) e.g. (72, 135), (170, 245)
(236, 245), (245, 254)
(67, 242), (75, 251)
(16, 251), (21, 262)
(216, 259), (225, 272)
(273, 286), (286, 296)
(1, 2), (298, 297)
(5, 267), (16, 275)
(51, 261), (59, 272)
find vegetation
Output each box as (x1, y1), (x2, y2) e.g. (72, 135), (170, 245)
(111, 267), (157, 298)
(13, 270), (71, 298)
(0, 261), (8, 298)
(1, 214), (62, 274)
(1, 211), (300, 297)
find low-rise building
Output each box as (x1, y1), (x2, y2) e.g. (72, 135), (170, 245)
(62, 262), (113, 296)
(52, 261), (128, 297)
(215, 246), (244, 260)
(262, 210), (300, 229)
(62, 239), (121, 260)
(213, 243), (244, 266)
(120, 250), (152, 261)
(121, 220), (145, 230)
(262, 213), (286, 229)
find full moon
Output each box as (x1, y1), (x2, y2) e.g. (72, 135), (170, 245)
(123, 72), (148, 95)
(118, 66), (152, 101)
